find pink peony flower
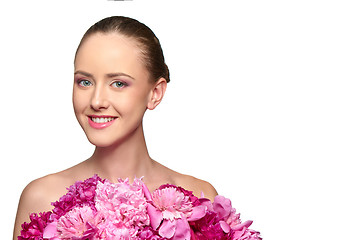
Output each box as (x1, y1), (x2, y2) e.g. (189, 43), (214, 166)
(18, 211), (51, 240)
(94, 178), (150, 239)
(189, 195), (262, 240)
(213, 195), (262, 239)
(152, 186), (193, 220)
(43, 205), (99, 239)
(146, 185), (195, 240)
(57, 206), (98, 239)
(51, 175), (103, 220)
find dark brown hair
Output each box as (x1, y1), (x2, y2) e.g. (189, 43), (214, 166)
(75, 16), (170, 83)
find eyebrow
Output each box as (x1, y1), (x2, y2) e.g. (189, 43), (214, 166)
(74, 70), (135, 80)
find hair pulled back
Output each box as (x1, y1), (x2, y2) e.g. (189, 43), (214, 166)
(75, 16), (170, 83)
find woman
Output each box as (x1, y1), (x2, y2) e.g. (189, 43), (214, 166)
(13, 16), (217, 238)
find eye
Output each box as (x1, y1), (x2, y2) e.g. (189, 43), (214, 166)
(77, 79), (92, 87)
(111, 81), (127, 88)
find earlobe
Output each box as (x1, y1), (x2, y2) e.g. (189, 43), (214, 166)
(147, 78), (167, 110)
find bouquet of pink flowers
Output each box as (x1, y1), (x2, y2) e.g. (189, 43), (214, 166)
(19, 175), (261, 240)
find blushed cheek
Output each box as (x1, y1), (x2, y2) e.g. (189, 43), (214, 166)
(72, 92), (84, 118)
(72, 98), (87, 132)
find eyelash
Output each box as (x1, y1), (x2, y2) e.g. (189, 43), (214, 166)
(76, 79), (128, 89)
(77, 79), (92, 87)
(111, 81), (128, 88)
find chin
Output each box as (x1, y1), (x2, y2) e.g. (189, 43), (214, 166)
(87, 136), (118, 148)
(89, 140), (111, 148)
(83, 122), (143, 148)
(86, 131), (132, 148)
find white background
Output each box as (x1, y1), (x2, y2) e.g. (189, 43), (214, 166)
(1, 0), (359, 239)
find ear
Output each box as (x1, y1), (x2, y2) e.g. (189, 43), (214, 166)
(147, 78), (167, 110)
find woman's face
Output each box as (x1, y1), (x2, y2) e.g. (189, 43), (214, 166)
(73, 32), (155, 147)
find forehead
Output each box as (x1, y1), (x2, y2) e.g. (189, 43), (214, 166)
(75, 33), (148, 80)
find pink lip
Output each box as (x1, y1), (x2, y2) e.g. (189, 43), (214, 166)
(88, 115), (117, 129)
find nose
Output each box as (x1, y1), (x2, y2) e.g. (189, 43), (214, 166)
(91, 85), (110, 111)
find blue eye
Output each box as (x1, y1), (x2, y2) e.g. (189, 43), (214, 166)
(111, 81), (127, 88)
(78, 79), (92, 87)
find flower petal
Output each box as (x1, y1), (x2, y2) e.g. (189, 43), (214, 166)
(188, 205), (207, 221)
(142, 181), (152, 200)
(43, 221), (58, 238)
(173, 218), (191, 240)
(232, 220), (253, 231)
(213, 195), (232, 219)
(159, 219), (176, 238)
(220, 220), (231, 233)
(147, 204), (162, 229)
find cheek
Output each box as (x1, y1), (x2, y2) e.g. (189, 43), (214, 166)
(113, 97), (140, 115)
(72, 89), (86, 115)
(112, 91), (149, 115)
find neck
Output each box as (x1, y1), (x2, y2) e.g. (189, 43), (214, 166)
(88, 122), (153, 182)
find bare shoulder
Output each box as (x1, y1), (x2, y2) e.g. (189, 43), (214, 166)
(151, 161), (217, 201)
(13, 170), (76, 239)
(174, 173), (218, 202)
(18, 174), (64, 211)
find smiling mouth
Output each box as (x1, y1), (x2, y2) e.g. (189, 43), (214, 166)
(87, 116), (118, 129)
(90, 116), (117, 123)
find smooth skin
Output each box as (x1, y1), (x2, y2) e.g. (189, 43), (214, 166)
(13, 32), (217, 239)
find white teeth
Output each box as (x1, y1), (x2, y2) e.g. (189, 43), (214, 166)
(91, 117), (115, 123)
